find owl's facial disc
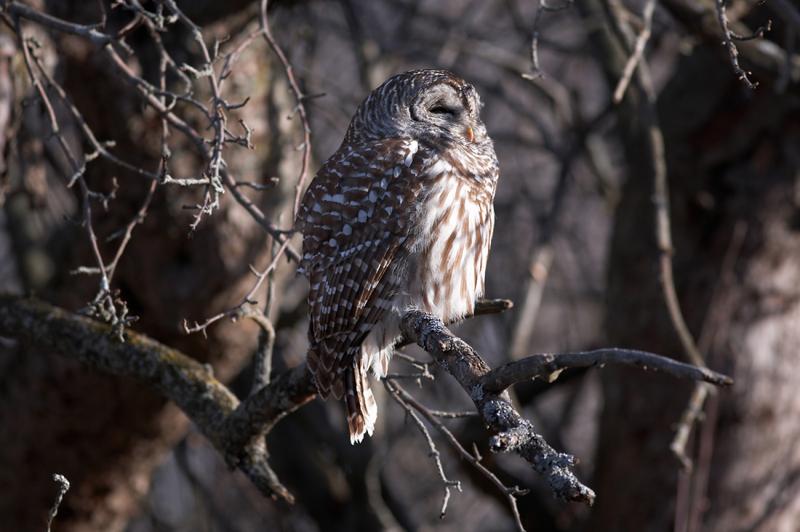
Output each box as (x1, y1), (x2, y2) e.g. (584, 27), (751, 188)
(410, 83), (477, 143)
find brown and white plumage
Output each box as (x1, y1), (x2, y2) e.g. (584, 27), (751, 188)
(296, 69), (499, 443)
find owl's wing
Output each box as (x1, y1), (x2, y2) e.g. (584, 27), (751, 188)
(296, 138), (424, 397)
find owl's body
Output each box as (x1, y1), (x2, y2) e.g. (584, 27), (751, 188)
(297, 70), (498, 443)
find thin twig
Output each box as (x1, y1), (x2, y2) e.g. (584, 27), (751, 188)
(715, 0), (759, 89)
(428, 409), (479, 419)
(250, 237), (279, 393)
(603, 0), (731, 476)
(183, 238), (293, 336)
(162, 0), (228, 229)
(46, 474), (70, 532)
(385, 379), (462, 519)
(671, 221), (747, 468)
(104, 180), (158, 283)
(16, 25), (132, 335)
(259, 0), (312, 218)
(387, 381), (527, 532)
(526, 0), (574, 79)
(670, 382), (711, 469)
(3, 1), (112, 45)
(613, 0), (656, 103)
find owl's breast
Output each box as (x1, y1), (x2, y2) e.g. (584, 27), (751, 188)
(400, 165), (495, 323)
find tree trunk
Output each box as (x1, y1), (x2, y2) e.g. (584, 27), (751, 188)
(591, 31), (800, 532)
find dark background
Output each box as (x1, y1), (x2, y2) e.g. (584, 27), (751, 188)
(1, 0), (799, 531)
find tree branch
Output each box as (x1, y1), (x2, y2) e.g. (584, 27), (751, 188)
(385, 380), (528, 532)
(223, 297), (512, 456)
(1, 1), (113, 45)
(0, 295), (730, 508)
(0, 295), (307, 503)
(223, 363), (316, 460)
(482, 347), (733, 394)
(400, 309), (596, 504)
(46, 474), (70, 532)
(400, 310), (732, 505)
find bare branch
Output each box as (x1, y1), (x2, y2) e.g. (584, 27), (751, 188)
(400, 310), (596, 504)
(15, 23), (134, 336)
(671, 221), (747, 468)
(670, 382), (711, 469)
(473, 297), (514, 316)
(260, 0), (312, 217)
(0, 293), (732, 510)
(613, 0), (656, 103)
(387, 381), (527, 532)
(223, 363), (316, 461)
(182, 239), (295, 336)
(526, 0), (574, 79)
(385, 379), (462, 519)
(715, 0), (759, 89)
(618, 0), (721, 465)
(593, 0), (734, 474)
(0, 296), (310, 503)
(482, 347), (733, 394)
(46, 474), (70, 532)
(250, 290), (277, 393)
(2, 1), (112, 45)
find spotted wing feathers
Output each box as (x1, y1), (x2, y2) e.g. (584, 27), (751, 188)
(297, 139), (424, 443)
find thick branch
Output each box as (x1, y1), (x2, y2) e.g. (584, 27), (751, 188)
(400, 310), (596, 504)
(1, 294), (730, 508)
(0, 295), (511, 486)
(482, 348), (733, 394)
(225, 297), (512, 454)
(224, 363), (316, 460)
(400, 310), (733, 505)
(0, 295), (308, 503)
(1, 1), (113, 45)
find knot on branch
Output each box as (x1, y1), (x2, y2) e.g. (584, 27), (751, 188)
(482, 398), (596, 504)
(489, 422), (539, 454)
(406, 309), (454, 353)
(481, 398), (519, 434)
(533, 451), (596, 505)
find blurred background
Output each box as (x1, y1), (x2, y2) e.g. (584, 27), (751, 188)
(0, 0), (799, 531)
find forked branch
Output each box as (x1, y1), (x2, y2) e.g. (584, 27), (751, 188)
(400, 310), (732, 505)
(0, 296), (731, 510)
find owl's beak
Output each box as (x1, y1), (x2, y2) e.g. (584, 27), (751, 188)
(465, 126), (475, 143)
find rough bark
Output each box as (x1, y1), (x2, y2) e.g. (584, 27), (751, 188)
(0, 292), (732, 532)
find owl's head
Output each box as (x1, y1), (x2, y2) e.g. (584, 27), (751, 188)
(346, 69), (490, 149)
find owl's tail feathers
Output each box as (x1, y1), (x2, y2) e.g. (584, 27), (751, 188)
(307, 341), (377, 444)
(344, 360), (378, 445)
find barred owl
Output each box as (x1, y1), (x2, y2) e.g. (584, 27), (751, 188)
(296, 69), (499, 443)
